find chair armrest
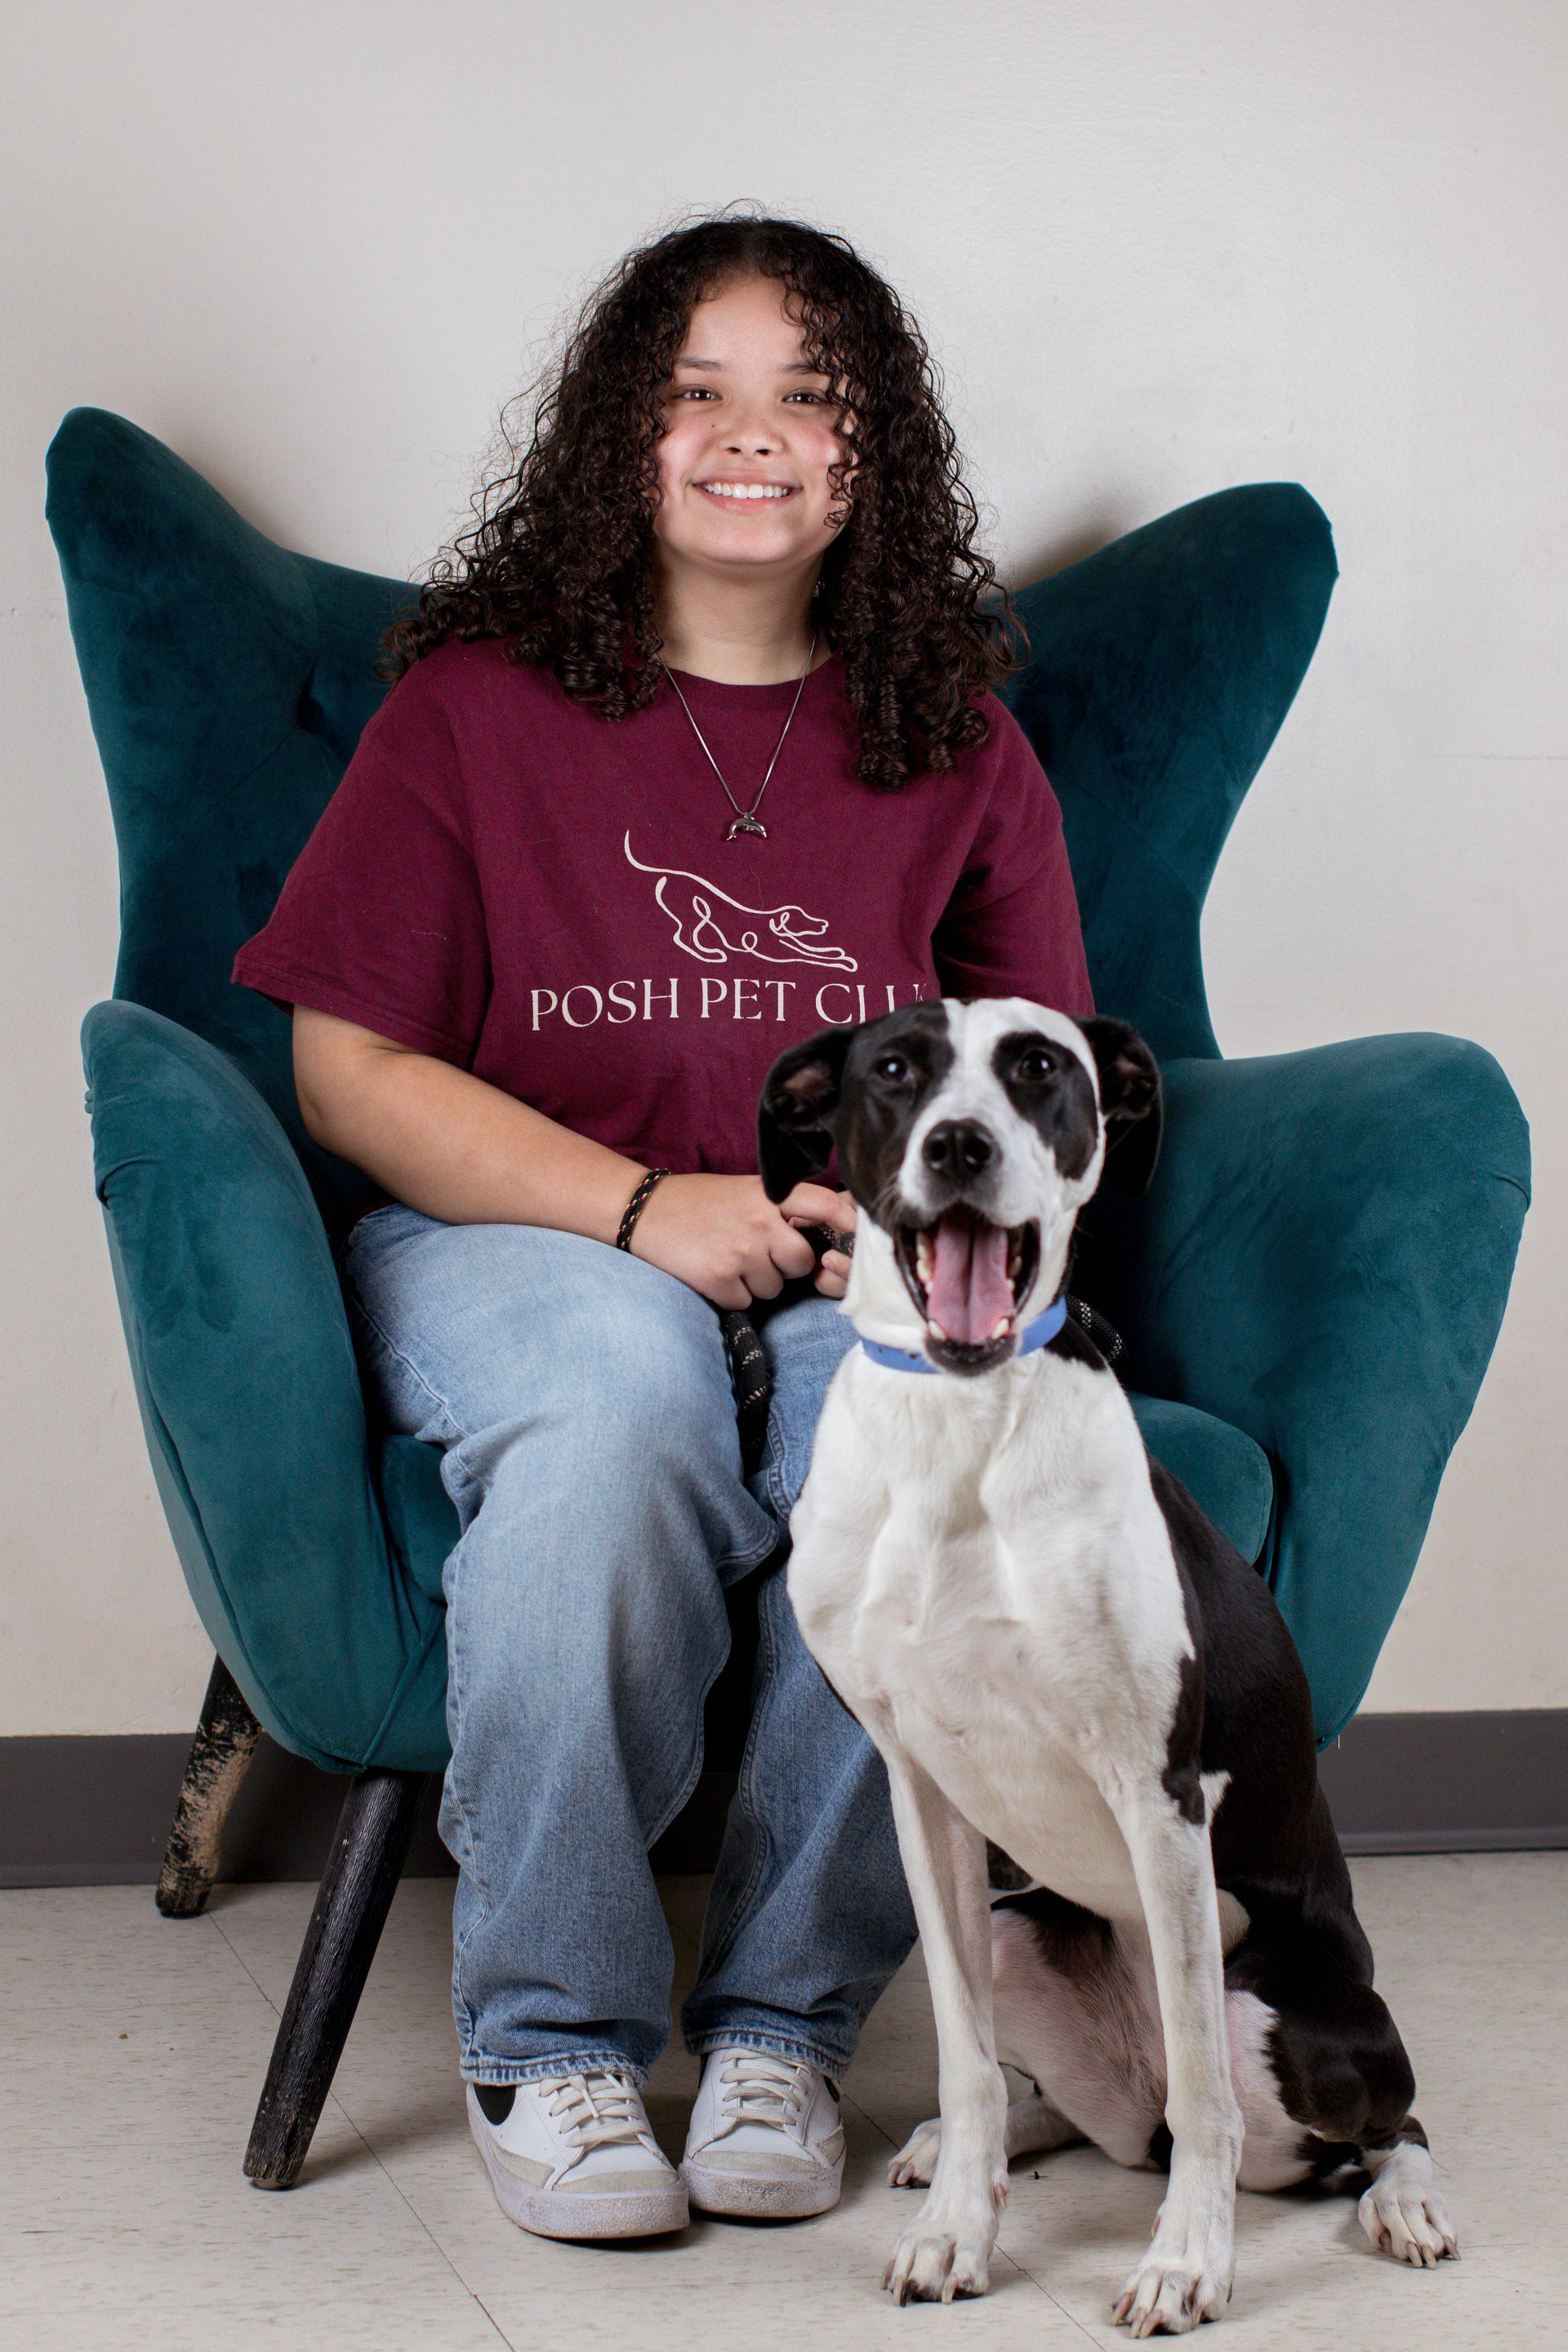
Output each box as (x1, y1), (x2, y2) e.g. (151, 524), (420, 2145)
(1081, 1033), (1530, 1742)
(82, 1000), (447, 1772)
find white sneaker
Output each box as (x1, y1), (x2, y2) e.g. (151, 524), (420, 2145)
(467, 2070), (688, 2240)
(680, 2048), (846, 2218)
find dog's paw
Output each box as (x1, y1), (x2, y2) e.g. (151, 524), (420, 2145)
(1358, 2176), (1459, 2268)
(888, 2117), (942, 2189)
(884, 2208), (996, 2304)
(1112, 2243), (1232, 2336)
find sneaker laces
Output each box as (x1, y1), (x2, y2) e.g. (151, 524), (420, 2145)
(711, 2052), (816, 2142)
(543, 2068), (652, 2154)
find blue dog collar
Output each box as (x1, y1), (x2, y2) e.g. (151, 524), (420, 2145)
(860, 1293), (1068, 1375)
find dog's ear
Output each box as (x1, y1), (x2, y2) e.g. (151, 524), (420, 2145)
(756, 1025), (857, 1202)
(1079, 1016), (1163, 1196)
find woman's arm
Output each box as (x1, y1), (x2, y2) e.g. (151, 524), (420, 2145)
(293, 1005), (854, 1308)
(294, 1004), (648, 1241)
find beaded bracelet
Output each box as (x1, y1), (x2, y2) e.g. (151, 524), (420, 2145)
(615, 1166), (671, 1251)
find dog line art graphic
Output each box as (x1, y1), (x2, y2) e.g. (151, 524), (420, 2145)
(622, 831), (858, 971)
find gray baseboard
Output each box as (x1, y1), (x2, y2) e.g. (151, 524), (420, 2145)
(1316, 1709), (1568, 1854)
(0, 1731), (734, 1888)
(0, 1712), (1563, 1890)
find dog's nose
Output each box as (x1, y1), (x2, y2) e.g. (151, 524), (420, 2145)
(921, 1120), (996, 1180)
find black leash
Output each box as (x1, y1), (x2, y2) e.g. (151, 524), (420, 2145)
(719, 1307), (773, 1482)
(1064, 1294), (1125, 1366)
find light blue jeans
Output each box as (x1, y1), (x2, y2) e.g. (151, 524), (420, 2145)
(341, 1202), (917, 2087)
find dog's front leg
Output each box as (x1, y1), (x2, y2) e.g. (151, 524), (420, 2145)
(1111, 1796), (1243, 2336)
(878, 1749), (1008, 2305)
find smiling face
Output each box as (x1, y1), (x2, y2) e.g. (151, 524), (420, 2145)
(651, 270), (853, 591)
(758, 1003), (1162, 1378)
(833, 1002), (1107, 1371)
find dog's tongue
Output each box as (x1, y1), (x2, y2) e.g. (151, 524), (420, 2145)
(927, 1209), (1014, 1344)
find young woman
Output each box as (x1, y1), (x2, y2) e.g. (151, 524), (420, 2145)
(233, 212), (1092, 2244)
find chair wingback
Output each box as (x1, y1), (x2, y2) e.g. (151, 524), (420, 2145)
(49, 408), (1337, 1154)
(46, 407), (413, 1233)
(1001, 483), (1338, 1061)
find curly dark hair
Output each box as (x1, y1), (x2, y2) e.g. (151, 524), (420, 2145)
(381, 212), (1025, 791)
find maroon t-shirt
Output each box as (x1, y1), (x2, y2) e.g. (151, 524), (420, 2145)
(233, 639), (1093, 1180)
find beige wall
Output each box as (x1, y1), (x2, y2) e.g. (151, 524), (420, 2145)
(2, 0), (1561, 1734)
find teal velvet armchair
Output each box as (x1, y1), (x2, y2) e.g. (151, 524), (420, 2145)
(47, 407), (1528, 2185)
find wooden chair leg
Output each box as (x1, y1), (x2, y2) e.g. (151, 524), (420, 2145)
(244, 1766), (425, 2189)
(157, 1654), (263, 1918)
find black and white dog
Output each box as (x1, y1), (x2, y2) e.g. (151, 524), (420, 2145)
(758, 1000), (1456, 2334)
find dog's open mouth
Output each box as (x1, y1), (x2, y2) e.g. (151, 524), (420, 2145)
(892, 1209), (1040, 1363)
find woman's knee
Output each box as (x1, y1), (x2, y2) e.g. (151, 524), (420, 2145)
(442, 1342), (769, 1639)
(452, 1310), (740, 1511)
(443, 1451), (735, 1775)
(563, 1290), (736, 1446)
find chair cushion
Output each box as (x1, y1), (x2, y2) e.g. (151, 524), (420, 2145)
(1128, 1392), (1273, 1566)
(376, 1433), (460, 1608)
(1093, 1043), (1528, 1741)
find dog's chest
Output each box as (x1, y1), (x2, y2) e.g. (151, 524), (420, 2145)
(839, 1516), (1150, 1918)
(789, 1356), (1191, 1925)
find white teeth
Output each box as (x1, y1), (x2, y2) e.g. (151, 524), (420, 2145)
(926, 1316), (1011, 1348)
(915, 1229), (935, 1283)
(700, 481), (791, 500)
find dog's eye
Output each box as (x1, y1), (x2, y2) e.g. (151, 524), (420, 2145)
(873, 1054), (912, 1083)
(1018, 1049), (1059, 1081)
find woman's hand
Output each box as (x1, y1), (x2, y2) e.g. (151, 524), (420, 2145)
(782, 1183), (858, 1300)
(626, 1172), (858, 1309)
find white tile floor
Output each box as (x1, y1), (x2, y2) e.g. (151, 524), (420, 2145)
(2, 1855), (1562, 2349)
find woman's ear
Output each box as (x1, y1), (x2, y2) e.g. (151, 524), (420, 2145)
(1079, 1016), (1164, 1197)
(756, 1025), (858, 1201)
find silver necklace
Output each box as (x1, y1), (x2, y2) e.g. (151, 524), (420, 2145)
(660, 630), (817, 842)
